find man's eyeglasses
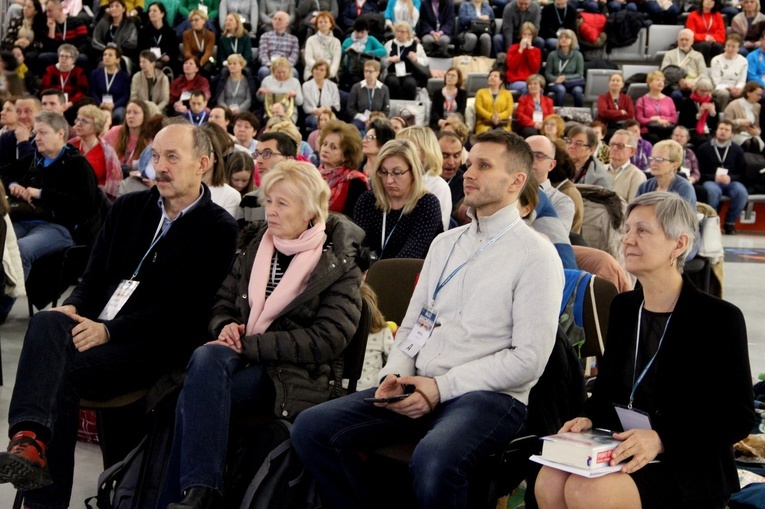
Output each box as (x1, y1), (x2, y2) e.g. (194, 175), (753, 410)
(254, 149), (282, 159)
(608, 143), (634, 150)
(532, 151), (554, 161)
(377, 169), (411, 178)
(564, 138), (589, 148)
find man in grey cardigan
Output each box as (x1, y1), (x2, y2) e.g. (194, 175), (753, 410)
(493, 0), (543, 55)
(292, 130), (565, 509)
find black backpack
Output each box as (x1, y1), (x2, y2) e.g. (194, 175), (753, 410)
(222, 419), (318, 509)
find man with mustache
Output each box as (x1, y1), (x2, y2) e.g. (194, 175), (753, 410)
(0, 123), (238, 509)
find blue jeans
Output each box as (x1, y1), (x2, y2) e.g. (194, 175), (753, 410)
(641, 1), (679, 24)
(291, 387), (527, 509)
(607, 1), (637, 11)
(159, 344), (275, 504)
(508, 81), (529, 95)
(549, 81), (584, 107)
(703, 180), (749, 225)
(13, 221), (74, 280)
(9, 311), (169, 509)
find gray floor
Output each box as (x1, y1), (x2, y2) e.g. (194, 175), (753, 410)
(0, 233), (764, 507)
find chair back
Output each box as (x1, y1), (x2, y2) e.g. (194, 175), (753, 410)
(342, 300), (371, 395)
(365, 258), (424, 326)
(580, 275), (618, 358)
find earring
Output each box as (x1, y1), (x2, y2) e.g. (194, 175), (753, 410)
(670, 256), (676, 266)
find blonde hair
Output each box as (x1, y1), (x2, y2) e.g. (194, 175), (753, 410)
(558, 29), (578, 50)
(372, 139), (426, 214)
(189, 8), (208, 20)
(224, 13), (245, 38)
(271, 57), (291, 73)
(396, 126), (443, 176)
(226, 53), (247, 68)
(76, 104), (108, 136)
(393, 20), (414, 39)
(361, 283), (388, 332)
(647, 70), (665, 86)
(652, 139), (683, 171)
(259, 160), (330, 223)
(520, 21), (537, 39)
(269, 120), (302, 148)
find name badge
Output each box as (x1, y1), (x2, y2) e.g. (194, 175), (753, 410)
(398, 306), (438, 358)
(614, 404), (652, 431)
(98, 279), (140, 321)
(180, 90), (192, 101)
(533, 111), (544, 123)
(63, 92), (69, 104)
(362, 109), (371, 120)
(150, 47), (162, 58)
(395, 61), (407, 77)
(102, 94), (113, 105)
(680, 166), (691, 177)
(198, 3), (208, 13)
(716, 167), (729, 176)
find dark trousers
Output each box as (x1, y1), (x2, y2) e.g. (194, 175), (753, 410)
(385, 74), (419, 101)
(291, 388), (526, 509)
(9, 311), (170, 509)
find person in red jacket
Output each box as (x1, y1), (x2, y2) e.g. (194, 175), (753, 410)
(168, 56), (211, 116)
(516, 74), (554, 138)
(39, 44), (88, 113)
(506, 22), (542, 95)
(596, 73), (635, 137)
(686, 0), (726, 65)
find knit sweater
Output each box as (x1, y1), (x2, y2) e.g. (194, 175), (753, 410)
(379, 203), (565, 405)
(710, 53), (748, 90)
(606, 161), (646, 202)
(304, 32), (342, 80)
(661, 47), (707, 81)
(353, 190), (443, 259)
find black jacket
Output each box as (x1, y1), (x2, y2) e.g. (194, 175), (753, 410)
(64, 186), (238, 363)
(696, 140), (747, 183)
(582, 276), (755, 503)
(418, 0), (455, 39)
(1, 144), (98, 237)
(429, 87), (467, 129)
(208, 214), (364, 420)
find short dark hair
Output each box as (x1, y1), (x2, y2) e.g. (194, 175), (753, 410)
(473, 130), (533, 176)
(260, 131), (297, 158)
(139, 49), (158, 62)
(352, 18), (369, 32)
(189, 89), (206, 100)
(549, 143), (575, 184)
(211, 105), (233, 123)
(623, 119), (640, 130)
(367, 118), (396, 148)
(104, 43), (122, 59)
(718, 119), (735, 129)
(234, 111), (259, 131)
(41, 88), (65, 103)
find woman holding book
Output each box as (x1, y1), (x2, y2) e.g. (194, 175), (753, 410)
(535, 192), (754, 509)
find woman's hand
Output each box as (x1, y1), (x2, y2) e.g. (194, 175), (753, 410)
(705, 35), (715, 42)
(491, 111), (500, 125)
(555, 76), (565, 84)
(611, 429), (664, 474)
(15, 38), (29, 48)
(559, 416), (593, 433)
(388, 55), (401, 63)
(406, 52), (417, 63)
(286, 90), (297, 98)
(257, 87), (271, 95)
(217, 322), (244, 351)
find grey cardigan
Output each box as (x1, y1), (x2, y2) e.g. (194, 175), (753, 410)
(348, 80), (390, 120)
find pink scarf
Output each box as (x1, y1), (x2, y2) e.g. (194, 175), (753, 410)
(245, 222), (327, 335)
(691, 91), (712, 135)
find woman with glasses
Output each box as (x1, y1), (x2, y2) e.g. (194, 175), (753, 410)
(69, 105), (123, 199)
(635, 70), (678, 145)
(637, 140), (698, 207)
(40, 44), (88, 113)
(566, 124), (613, 189)
(361, 118), (397, 177)
(354, 139), (443, 261)
(678, 76), (719, 147)
(544, 29), (585, 107)
(383, 21), (429, 100)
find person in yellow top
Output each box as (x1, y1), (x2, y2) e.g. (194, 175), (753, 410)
(474, 69), (514, 134)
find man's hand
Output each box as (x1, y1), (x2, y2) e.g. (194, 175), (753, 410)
(15, 124), (31, 143)
(558, 416), (593, 433)
(611, 429), (664, 474)
(9, 183), (33, 203)
(716, 173), (731, 184)
(71, 315), (109, 352)
(386, 376), (441, 419)
(49, 304), (77, 317)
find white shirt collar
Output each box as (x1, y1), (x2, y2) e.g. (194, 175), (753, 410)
(361, 80), (383, 90)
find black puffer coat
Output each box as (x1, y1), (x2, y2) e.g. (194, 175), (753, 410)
(209, 214), (364, 420)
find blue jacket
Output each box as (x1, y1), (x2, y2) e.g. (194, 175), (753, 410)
(90, 68), (131, 109)
(747, 48), (765, 87)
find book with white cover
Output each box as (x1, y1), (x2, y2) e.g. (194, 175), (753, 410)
(529, 455), (623, 478)
(540, 429), (621, 470)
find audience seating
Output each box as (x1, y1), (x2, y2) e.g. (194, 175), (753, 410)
(465, 72), (489, 98)
(646, 24), (684, 63)
(608, 27), (647, 63)
(365, 258), (424, 326)
(584, 69), (622, 104)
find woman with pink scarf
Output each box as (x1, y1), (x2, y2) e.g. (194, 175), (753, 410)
(160, 161), (364, 508)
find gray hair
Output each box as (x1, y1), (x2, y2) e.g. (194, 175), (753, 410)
(626, 192), (698, 271)
(58, 43), (78, 59)
(612, 128), (636, 148)
(567, 124), (598, 149)
(259, 160), (330, 224)
(35, 111), (69, 140)
(191, 125), (213, 160)
(694, 76), (713, 92)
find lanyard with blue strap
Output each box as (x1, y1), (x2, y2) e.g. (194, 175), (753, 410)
(431, 216), (520, 305)
(628, 300), (673, 409)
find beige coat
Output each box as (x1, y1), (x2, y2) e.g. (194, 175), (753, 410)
(130, 69), (170, 113)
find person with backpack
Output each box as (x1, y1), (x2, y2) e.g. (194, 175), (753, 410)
(160, 161), (364, 508)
